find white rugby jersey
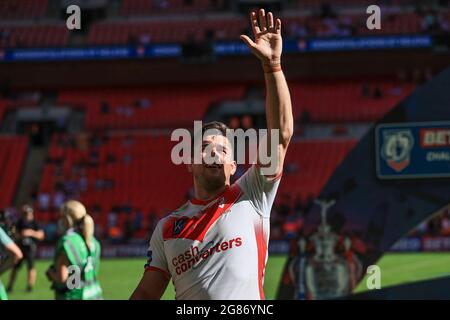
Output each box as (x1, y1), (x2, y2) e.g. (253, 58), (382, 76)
(144, 165), (281, 300)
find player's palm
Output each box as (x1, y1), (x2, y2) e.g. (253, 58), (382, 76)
(240, 9), (283, 65)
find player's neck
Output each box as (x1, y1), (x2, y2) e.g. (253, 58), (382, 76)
(193, 184), (229, 203)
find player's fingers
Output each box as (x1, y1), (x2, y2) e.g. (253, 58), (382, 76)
(275, 18), (282, 34)
(267, 12), (274, 30)
(250, 11), (260, 35)
(240, 35), (256, 48)
(259, 8), (267, 31)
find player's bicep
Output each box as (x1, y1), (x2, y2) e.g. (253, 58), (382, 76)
(145, 221), (170, 274)
(130, 269), (169, 300)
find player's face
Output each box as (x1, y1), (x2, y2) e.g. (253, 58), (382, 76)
(189, 134), (236, 190)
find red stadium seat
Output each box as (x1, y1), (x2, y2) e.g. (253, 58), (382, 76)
(0, 136), (28, 208)
(0, 0), (48, 20)
(40, 131), (357, 239)
(58, 84), (246, 130)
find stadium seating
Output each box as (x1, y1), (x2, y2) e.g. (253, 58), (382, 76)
(291, 80), (416, 123)
(89, 5), (450, 46)
(88, 18), (248, 45)
(39, 133), (192, 228)
(0, 0), (48, 20)
(57, 80), (415, 131)
(0, 136), (28, 208)
(295, 0), (414, 9)
(0, 24), (69, 48)
(280, 139), (357, 204)
(122, 0), (221, 16)
(58, 84), (247, 130)
(0, 100), (5, 125)
(38, 132), (356, 237)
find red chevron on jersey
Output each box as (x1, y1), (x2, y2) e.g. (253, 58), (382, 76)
(162, 184), (242, 242)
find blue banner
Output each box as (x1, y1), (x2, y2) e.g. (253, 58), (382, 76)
(376, 122), (450, 179)
(0, 35), (433, 62)
(301, 35), (432, 52)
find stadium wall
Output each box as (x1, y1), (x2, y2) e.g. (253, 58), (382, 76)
(0, 49), (447, 89)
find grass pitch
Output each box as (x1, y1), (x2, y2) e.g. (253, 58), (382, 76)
(2, 253), (450, 300)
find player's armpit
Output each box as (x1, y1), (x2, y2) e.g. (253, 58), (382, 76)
(256, 142), (288, 181)
(130, 268), (170, 300)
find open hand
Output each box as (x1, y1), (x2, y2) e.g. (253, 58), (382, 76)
(240, 9), (283, 67)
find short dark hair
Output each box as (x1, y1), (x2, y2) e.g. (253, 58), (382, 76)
(201, 121), (229, 137)
(192, 121), (231, 154)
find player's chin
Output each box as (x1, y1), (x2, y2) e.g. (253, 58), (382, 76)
(204, 172), (226, 187)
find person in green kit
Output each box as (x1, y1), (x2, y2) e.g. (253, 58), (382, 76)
(46, 200), (103, 300)
(0, 210), (23, 300)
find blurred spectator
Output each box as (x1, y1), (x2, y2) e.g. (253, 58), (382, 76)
(124, 216), (134, 242)
(278, 193), (292, 217)
(153, 0), (169, 10)
(63, 179), (78, 197)
(53, 190), (65, 210)
(228, 116), (240, 129)
(43, 218), (58, 243)
(282, 212), (304, 241)
(108, 226), (124, 244)
(289, 22), (309, 38)
(241, 115), (253, 130)
(139, 33), (151, 45)
(89, 148), (100, 166)
(373, 86), (383, 99)
(319, 3), (336, 19)
(133, 211), (143, 231)
(107, 210), (118, 229)
(135, 98), (151, 109)
(299, 110), (311, 124)
(79, 174), (88, 192)
(38, 192), (50, 211)
(441, 212), (450, 236)
(101, 101), (110, 114)
(76, 132), (89, 151)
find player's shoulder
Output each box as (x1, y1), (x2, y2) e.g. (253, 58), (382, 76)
(155, 201), (191, 227)
(61, 230), (82, 243)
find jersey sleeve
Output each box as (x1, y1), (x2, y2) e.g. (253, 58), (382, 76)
(236, 164), (282, 218)
(0, 227), (13, 246)
(144, 220), (170, 279)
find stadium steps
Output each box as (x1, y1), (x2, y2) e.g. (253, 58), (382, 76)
(14, 145), (48, 207)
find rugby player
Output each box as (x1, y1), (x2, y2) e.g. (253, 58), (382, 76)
(131, 8), (293, 300)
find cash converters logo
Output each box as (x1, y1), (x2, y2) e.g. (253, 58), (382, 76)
(171, 237), (243, 275)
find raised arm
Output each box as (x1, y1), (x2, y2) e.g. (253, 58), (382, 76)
(240, 9), (294, 178)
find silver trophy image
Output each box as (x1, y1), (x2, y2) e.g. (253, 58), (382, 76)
(304, 199), (351, 299)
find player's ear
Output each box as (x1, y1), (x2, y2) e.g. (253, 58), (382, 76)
(230, 161), (237, 175)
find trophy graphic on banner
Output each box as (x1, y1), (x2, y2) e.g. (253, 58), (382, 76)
(304, 199), (351, 300)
